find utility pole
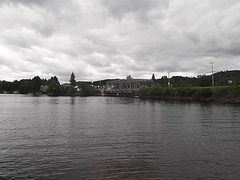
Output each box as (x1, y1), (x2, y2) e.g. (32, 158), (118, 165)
(211, 63), (214, 88)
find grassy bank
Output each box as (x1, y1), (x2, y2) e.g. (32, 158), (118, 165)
(140, 85), (240, 103)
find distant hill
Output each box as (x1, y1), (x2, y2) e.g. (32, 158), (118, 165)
(214, 70), (240, 86)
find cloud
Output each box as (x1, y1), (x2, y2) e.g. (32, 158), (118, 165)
(102, 0), (168, 21)
(0, 0), (240, 83)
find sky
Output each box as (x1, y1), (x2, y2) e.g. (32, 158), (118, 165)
(1, 0), (240, 83)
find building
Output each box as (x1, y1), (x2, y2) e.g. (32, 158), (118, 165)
(40, 85), (49, 92)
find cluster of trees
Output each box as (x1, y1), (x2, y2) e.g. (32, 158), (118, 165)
(0, 76), (59, 94)
(141, 70), (240, 100)
(60, 72), (100, 96)
(0, 72), (100, 96)
(152, 70), (240, 87)
(60, 82), (100, 96)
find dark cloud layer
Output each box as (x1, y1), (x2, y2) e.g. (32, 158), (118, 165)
(1, 0), (240, 82)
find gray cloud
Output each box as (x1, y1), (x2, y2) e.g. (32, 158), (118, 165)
(1, 0), (240, 82)
(102, 0), (168, 20)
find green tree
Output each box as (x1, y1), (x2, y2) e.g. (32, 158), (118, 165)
(198, 75), (211, 87)
(68, 85), (76, 95)
(70, 72), (76, 86)
(48, 76), (60, 85)
(30, 76), (42, 93)
(12, 80), (20, 91)
(47, 83), (61, 95)
(0, 81), (2, 93)
(19, 81), (31, 94)
(60, 85), (68, 95)
(151, 74), (156, 81)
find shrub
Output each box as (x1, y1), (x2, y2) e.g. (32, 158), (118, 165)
(195, 88), (213, 98)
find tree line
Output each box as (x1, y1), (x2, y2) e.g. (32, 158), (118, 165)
(140, 85), (240, 100)
(141, 70), (240, 101)
(1, 70), (240, 97)
(0, 72), (100, 96)
(153, 70), (240, 87)
(0, 76), (59, 94)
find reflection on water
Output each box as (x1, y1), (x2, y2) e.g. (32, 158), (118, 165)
(0, 95), (240, 179)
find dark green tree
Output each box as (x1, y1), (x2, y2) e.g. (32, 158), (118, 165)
(60, 85), (68, 95)
(68, 85), (76, 95)
(198, 75), (211, 87)
(0, 81), (2, 93)
(12, 80), (20, 91)
(70, 72), (76, 86)
(0, 81), (10, 92)
(30, 76), (42, 93)
(48, 76), (60, 85)
(47, 83), (61, 95)
(151, 74), (156, 81)
(19, 80), (31, 94)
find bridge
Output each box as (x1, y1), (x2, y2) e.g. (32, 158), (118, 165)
(103, 79), (154, 96)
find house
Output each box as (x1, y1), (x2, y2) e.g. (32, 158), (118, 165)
(74, 85), (82, 92)
(40, 85), (49, 92)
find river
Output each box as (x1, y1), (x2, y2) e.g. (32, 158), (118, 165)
(0, 94), (240, 179)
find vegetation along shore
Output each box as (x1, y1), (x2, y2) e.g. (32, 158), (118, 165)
(140, 86), (240, 104)
(1, 70), (240, 103)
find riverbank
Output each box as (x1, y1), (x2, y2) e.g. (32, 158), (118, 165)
(2, 86), (240, 104)
(139, 86), (240, 104)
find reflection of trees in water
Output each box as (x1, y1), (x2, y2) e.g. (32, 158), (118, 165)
(105, 96), (137, 105)
(71, 96), (75, 105)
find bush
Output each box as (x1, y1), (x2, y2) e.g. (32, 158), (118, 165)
(229, 85), (240, 99)
(165, 87), (176, 97)
(140, 86), (149, 96)
(212, 87), (229, 98)
(47, 83), (61, 95)
(195, 88), (213, 98)
(140, 86), (240, 100)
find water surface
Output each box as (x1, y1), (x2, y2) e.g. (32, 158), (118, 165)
(0, 94), (240, 179)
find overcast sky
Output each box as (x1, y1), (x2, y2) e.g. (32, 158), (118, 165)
(1, 0), (240, 83)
